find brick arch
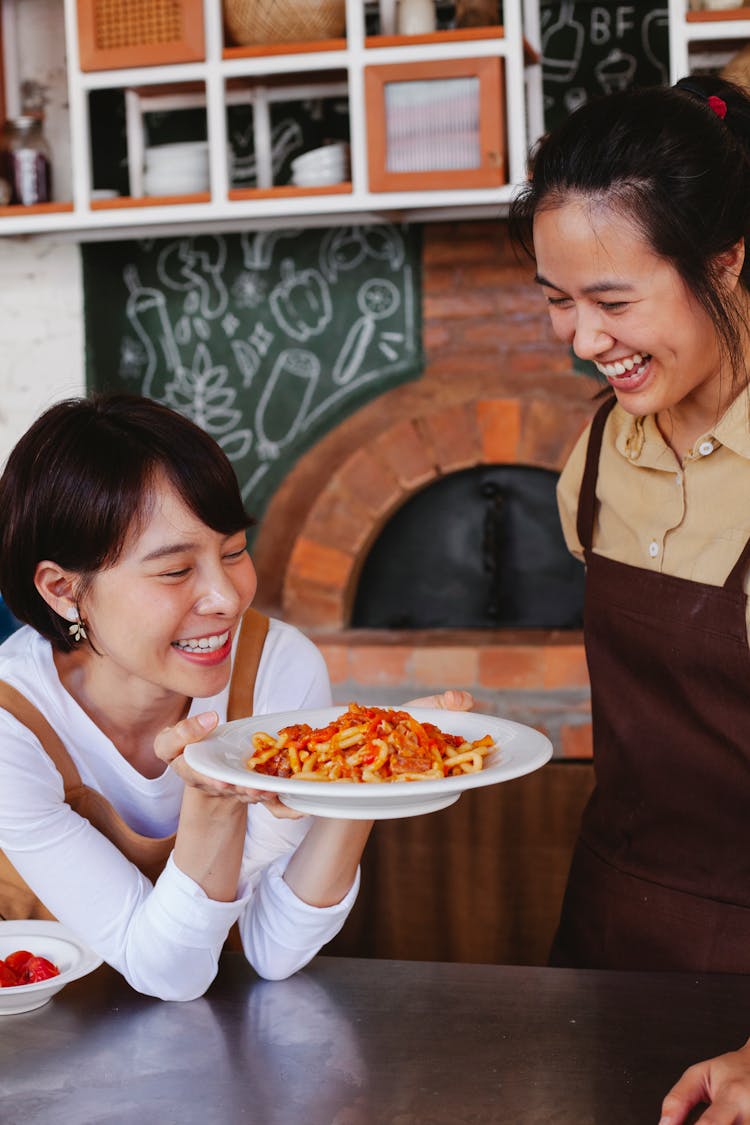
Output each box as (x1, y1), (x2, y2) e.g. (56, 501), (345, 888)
(281, 395), (582, 629)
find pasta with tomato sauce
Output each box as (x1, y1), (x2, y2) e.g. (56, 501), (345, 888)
(245, 703), (495, 783)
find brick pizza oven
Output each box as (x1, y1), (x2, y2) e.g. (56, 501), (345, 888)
(251, 221), (601, 757)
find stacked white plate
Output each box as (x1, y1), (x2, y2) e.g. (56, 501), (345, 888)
(290, 142), (350, 187)
(143, 141), (210, 196)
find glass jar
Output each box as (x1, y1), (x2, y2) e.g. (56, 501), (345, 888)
(0, 116), (52, 206)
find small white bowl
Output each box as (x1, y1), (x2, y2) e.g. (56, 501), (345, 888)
(0, 920), (102, 1015)
(144, 141), (208, 165)
(292, 168), (347, 187)
(290, 142), (349, 172)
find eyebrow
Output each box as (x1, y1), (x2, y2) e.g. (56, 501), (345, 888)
(139, 542), (198, 564)
(534, 273), (636, 295)
(139, 529), (244, 564)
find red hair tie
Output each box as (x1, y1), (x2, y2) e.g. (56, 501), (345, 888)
(708, 95), (727, 120)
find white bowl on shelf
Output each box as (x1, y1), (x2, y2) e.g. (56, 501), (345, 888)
(145, 141), (208, 167)
(143, 170), (210, 194)
(291, 142), (349, 174)
(143, 141), (210, 194)
(0, 920), (102, 1015)
(292, 169), (347, 187)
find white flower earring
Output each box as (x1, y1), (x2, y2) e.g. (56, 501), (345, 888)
(65, 606), (87, 643)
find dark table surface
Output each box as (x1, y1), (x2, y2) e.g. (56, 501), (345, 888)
(1, 954), (748, 1125)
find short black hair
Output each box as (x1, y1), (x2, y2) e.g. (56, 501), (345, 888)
(0, 394), (253, 650)
(510, 77), (750, 390)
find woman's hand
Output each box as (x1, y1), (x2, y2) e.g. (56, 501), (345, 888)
(155, 711), (301, 818)
(403, 689), (475, 711)
(659, 1038), (750, 1123)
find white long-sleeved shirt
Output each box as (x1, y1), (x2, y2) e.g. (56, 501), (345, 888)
(0, 620), (358, 1000)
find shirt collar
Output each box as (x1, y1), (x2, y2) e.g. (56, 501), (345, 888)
(713, 388), (750, 460)
(612, 387), (750, 467)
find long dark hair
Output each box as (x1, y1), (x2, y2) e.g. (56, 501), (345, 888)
(0, 394), (253, 650)
(509, 77), (750, 388)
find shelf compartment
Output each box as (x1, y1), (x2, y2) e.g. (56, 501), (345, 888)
(365, 56), (506, 192)
(228, 182), (352, 199)
(89, 193), (211, 210)
(365, 26), (505, 48)
(223, 38), (347, 58)
(686, 7), (750, 20)
(76, 0), (205, 72)
(0, 201), (74, 217)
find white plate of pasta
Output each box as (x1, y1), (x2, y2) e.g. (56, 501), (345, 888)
(184, 704), (553, 819)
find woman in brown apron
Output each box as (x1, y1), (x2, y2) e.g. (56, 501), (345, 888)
(0, 395), (374, 1000)
(510, 78), (750, 1122)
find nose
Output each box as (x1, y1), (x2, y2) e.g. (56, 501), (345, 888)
(193, 562), (252, 616)
(571, 307), (615, 362)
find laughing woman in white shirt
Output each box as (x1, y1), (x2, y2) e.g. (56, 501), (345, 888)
(0, 394), (467, 1001)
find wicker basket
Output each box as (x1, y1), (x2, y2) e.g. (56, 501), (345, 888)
(223, 0), (346, 45)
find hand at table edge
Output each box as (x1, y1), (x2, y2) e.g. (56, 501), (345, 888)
(659, 1036), (750, 1124)
(402, 689), (475, 711)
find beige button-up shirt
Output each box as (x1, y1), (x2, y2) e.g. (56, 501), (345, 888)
(557, 391), (750, 638)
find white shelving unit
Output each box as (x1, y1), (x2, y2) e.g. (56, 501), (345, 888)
(668, 0), (750, 82)
(0, 0), (543, 238)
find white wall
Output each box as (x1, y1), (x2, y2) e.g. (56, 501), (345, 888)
(1, 1), (83, 466)
(0, 236), (85, 466)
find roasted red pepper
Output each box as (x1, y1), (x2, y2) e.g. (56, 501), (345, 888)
(20, 955), (60, 983)
(0, 960), (20, 987)
(4, 949), (33, 975)
(0, 950), (60, 986)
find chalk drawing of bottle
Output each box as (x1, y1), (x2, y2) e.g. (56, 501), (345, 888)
(124, 265), (182, 400)
(542, 1), (585, 85)
(642, 9), (669, 86)
(254, 348), (320, 460)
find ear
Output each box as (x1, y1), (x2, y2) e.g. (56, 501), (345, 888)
(34, 561), (81, 623)
(716, 238), (745, 292)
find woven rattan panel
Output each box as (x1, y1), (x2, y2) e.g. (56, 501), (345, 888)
(93, 0), (183, 49)
(224, 0), (345, 45)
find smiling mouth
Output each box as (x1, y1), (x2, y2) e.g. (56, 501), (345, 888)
(172, 629), (231, 653)
(595, 353), (651, 379)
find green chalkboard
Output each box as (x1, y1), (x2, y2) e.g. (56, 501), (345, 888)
(541, 1), (670, 131)
(82, 225), (422, 534)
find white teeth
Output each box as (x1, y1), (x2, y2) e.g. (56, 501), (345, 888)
(595, 353), (650, 379)
(174, 630), (230, 653)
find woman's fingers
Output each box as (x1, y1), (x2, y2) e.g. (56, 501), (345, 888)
(403, 689), (475, 711)
(154, 711), (219, 765)
(155, 712), (300, 806)
(660, 1041), (750, 1125)
(265, 796), (306, 820)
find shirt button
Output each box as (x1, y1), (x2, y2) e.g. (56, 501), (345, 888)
(649, 541), (659, 558)
(698, 441), (714, 456)
(675, 472), (682, 485)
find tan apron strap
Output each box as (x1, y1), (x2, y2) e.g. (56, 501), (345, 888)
(0, 680), (83, 792)
(227, 608), (269, 721)
(0, 680), (176, 917)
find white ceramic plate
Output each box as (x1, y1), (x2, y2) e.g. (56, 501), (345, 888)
(184, 706), (553, 819)
(0, 920), (102, 1015)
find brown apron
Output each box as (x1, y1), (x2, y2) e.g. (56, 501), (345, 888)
(551, 397), (750, 972)
(0, 607), (269, 922)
